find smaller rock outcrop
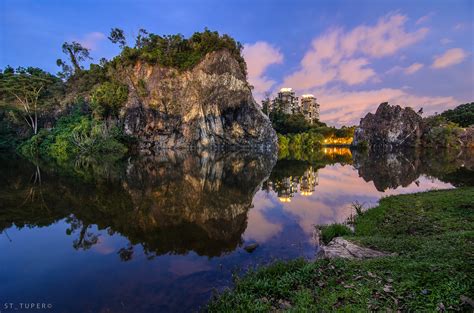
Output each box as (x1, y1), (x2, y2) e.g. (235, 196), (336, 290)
(353, 102), (422, 150)
(319, 237), (394, 260)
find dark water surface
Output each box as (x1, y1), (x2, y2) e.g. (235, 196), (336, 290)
(0, 148), (472, 312)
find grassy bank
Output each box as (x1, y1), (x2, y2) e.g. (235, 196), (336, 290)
(207, 188), (474, 312)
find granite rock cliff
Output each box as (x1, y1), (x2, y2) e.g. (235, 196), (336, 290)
(115, 50), (277, 152)
(353, 102), (423, 150)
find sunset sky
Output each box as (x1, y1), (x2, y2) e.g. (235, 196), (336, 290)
(1, 0), (473, 126)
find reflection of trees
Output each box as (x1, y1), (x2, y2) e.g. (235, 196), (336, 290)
(352, 148), (474, 191)
(267, 147), (352, 201)
(65, 216), (99, 250)
(0, 150), (276, 258)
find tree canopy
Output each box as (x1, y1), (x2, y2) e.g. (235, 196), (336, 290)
(441, 102), (474, 127)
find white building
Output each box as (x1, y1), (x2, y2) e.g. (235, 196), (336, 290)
(300, 94), (320, 124)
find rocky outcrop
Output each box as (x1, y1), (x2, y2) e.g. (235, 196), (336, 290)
(117, 50), (277, 152)
(320, 237), (394, 259)
(353, 102), (422, 150)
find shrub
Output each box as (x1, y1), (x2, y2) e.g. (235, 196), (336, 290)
(19, 111), (127, 162)
(319, 224), (352, 245)
(90, 81), (128, 119)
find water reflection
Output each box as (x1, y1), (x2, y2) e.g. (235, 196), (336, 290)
(0, 150), (276, 258)
(0, 147), (472, 312)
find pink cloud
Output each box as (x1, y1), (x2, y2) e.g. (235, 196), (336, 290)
(77, 32), (106, 50)
(404, 62), (424, 74)
(431, 48), (468, 69)
(387, 62), (424, 75)
(283, 13), (429, 90)
(243, 42), (283, 100)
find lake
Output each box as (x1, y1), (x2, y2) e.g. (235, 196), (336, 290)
(0, 148), (472, 312)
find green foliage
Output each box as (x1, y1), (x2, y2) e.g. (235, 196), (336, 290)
(108, 28), (126, 48)
(110, 28), (247, 75)
(64, 62), (108, 95)
(61, 41), (91, 73)
(208, 188), (474, 311)
(90, 81), (129, 119)
(19, 111), (127, 162)
(422, 115), (463, 148)
(278, 132), (325, 155)
(137, 79), (148, 97)
(319, 223), (352, 244)
(270, 111), (311, 134)
(0, 67), (64, 134)
(441, 102), (474, 127)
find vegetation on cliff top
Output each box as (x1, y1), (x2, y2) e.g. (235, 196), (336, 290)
(207, 187), (474, 312)
(441, 102), (474, 127)
(108, 28), (247, 76)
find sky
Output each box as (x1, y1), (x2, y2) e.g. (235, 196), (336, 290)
(1, 0), (473, 126)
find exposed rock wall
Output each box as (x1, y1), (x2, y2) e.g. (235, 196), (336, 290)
(116, 50), (277, 152)
(353, 102), (423, 150)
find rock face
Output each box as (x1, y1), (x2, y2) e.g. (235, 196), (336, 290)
(117, 50), (277, 152)
(353, 102), (422, 150)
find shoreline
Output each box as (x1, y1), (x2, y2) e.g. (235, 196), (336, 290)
(207, 187), (474, 311)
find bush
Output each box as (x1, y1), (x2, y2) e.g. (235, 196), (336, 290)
(90, 81), (128, 119)
(319, 224), (352, 244)
(19, 111), (127, 162)
(422, 115), (463, 148)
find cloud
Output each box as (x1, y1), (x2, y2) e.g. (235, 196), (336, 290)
(431, 48), (468, 69)
(310, 87), (458, 126)
(243, 42), (283, 100)
(404, 62), (424, 74)
(387, 62), (424, 75)
(283, 13), (429, 90)
(415, 12), (435, 25)
(77, 32), (106, 50)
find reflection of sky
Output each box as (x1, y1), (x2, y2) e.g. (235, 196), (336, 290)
(244, 164), (453, 242)
(0, 163), (454, 313)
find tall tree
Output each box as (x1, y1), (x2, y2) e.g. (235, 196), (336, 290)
(0, 67), (59, 134)
(60, 41), (91, 73)
(108, 28), (126, 48)
(135, 28), (149, 48)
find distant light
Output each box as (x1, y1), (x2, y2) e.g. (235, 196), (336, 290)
(301, 94), (315, 99)
(280, 87), (293, 92)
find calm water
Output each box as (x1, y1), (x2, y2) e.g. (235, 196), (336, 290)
(0, 148), (472, 312)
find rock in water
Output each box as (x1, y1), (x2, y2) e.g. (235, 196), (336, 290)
(353, 102), (422, 150)
(118, 50), (277, 152)
(244, 243), (259, 253)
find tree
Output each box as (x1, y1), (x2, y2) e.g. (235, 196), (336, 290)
(0, 67), (60, 134)
(135, 28), (149, 48)
(60, 41), (91, 73)
(90, 81), (129, 119)
(108, 28), (126, 48)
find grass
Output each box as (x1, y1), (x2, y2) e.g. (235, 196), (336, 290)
(207, 187), (474, 312)
(319, 224), (352, 245)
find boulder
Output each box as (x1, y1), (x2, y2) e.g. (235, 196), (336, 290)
(116, 50), (277, 152)
(320, 237), (394, 259)
(353, 102), (422, 150)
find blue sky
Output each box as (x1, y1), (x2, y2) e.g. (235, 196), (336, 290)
(1, 0), (473, 126)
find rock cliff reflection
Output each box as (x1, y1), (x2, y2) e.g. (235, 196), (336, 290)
(0, 150), (276, 258)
